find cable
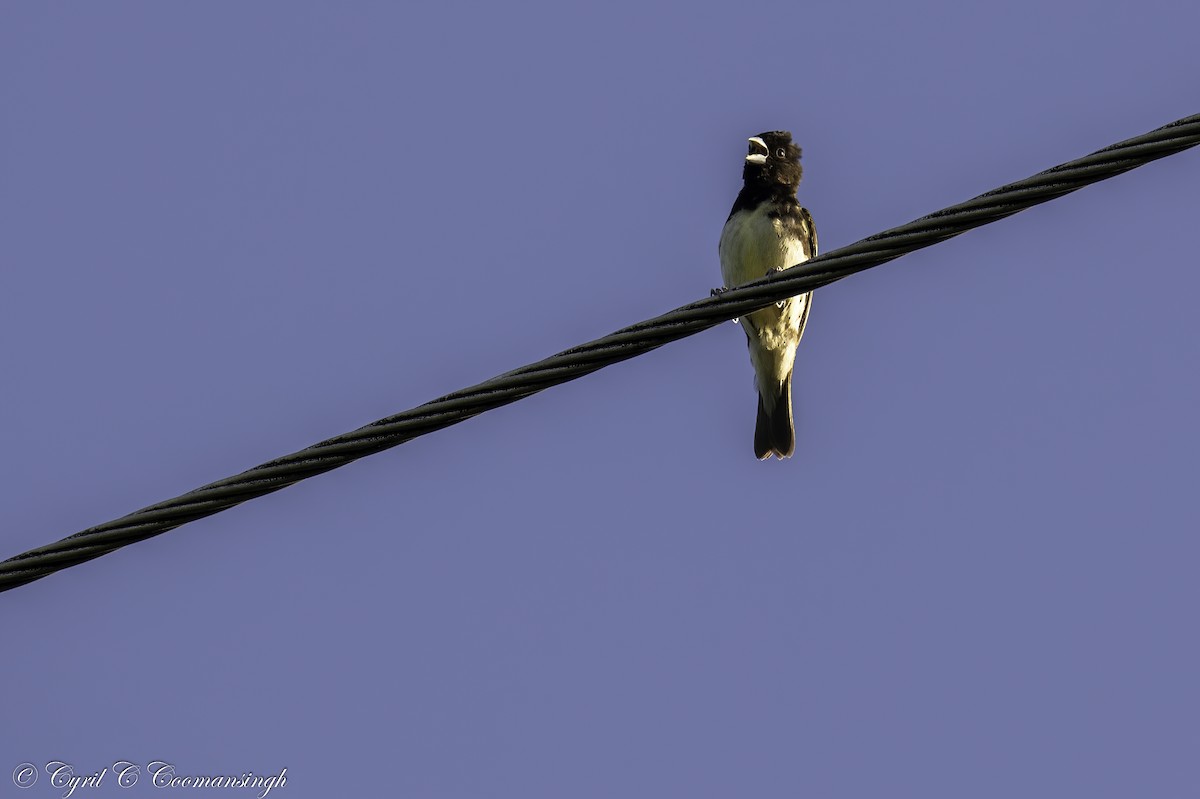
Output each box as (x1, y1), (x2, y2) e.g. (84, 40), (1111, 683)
(2, 113), (1198, 594)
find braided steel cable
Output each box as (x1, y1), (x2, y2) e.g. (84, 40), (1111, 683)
(2, 113), (1198, 593)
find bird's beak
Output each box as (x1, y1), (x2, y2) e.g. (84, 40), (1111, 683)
(746, 136), (768, 164)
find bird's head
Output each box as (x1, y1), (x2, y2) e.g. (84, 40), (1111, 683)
(743, 130), (803, 188)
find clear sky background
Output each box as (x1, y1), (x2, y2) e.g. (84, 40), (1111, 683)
(2, 2), (1197, 797)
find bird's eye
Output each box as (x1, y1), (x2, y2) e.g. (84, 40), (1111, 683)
(776, 148), (786, 158)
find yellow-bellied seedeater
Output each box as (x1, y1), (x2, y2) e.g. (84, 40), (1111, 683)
(717, 131), (816, 460)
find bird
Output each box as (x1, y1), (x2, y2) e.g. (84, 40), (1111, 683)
(717, 131), (817, 460)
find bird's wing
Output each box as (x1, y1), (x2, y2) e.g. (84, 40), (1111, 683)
(797, 205), (818, 260)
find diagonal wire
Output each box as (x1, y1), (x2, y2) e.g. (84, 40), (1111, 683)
(2, 113), (1198, 594)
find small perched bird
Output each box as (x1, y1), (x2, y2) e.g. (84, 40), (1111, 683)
(717, 131), (817, 460)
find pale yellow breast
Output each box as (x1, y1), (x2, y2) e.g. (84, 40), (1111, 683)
(718, 206), (810, 289)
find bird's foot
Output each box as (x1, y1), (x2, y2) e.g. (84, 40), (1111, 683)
(765, 268), (789, 308)
(711, 286), (739, 324)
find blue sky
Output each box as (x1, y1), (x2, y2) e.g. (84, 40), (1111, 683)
(2, 2), (1197, 797)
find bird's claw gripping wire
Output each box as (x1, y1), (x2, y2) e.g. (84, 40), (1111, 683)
(710, 286), (739, 324)
(766, 267), (790, 308)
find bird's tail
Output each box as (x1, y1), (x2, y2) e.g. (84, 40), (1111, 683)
(753, 375), (795, 460)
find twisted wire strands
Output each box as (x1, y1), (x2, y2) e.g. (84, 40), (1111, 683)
(2, 113), (1197, 593)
